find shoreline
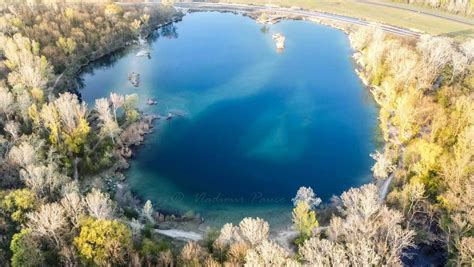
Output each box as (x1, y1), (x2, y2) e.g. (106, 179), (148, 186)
(84, 6), (396, 245)
(175, 2), (421, 38)
(56, 11), (185, 94)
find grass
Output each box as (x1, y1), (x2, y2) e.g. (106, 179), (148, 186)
(217, 0), (474, 40)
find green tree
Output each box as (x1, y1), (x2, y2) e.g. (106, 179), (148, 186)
(1, 189), (36, 223)
(104, 3), (123, 17)
(140, 238), (170, 266)
(10, 228), (44, 267)
(31, 92), (90, 180)
(74, 217), (132, 266)
(56, 37), (76, 56)
(292, 201), (319, 244)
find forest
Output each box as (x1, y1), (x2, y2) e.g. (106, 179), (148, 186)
(0, 1), (472, 267)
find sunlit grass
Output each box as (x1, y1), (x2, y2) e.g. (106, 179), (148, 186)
(218, 0), (473, 40)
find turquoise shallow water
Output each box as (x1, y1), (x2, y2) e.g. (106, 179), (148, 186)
(80, 12), (377, 228)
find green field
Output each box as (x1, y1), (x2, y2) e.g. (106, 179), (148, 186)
(218, 0), (474, 40)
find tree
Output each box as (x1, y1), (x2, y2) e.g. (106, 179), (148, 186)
(244, 240), (298, 266)
(299, 238), (348, 266)
(180, 241), (206, 266)
(19, 163), (69, 199)
(417, 35), (454, 86)
(450, 51), (468, 80)
(1, 189), (36, 223)
(27, 202), (67, 247)
(10, 228), (44, 267)
(158, 250), (174, 267)
(215, 217), (269, 249)
(0, 86), (14, 121)
(370, 149), (396, 179)
(405, 139), (443, 184)
(238, 217), (269, 246)
(140, 238), (170, 266)
(4, 120), (20, 141)
(8, 140), (37, 168)
(46, 92), (90, 153)
(350, 26), (376, 51)
(8, 139), (70, 199)
(461, 39), (474, 63)
(74, 217), (132, 266)
(84, 188), (114, 219)
(327, 184), (415, 265)
(123, 94), (139, 123)
(292, 186), (322, 208)
(0, 34), (53, 98)
(141, 200), (154, 224)
(60, 191), (84, 228)
(109, 93), (124, 123)
(34, 92), (90, 180)
(292, 201), (319, 243)
(393, 88), (421, 142)
(228, 242), (251, 264)
(95, 97), (120, 144)
(104, 3), (123, 17)
(56, 37), (76, 56)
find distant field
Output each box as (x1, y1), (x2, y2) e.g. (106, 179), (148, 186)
(217, 0), (474, 40)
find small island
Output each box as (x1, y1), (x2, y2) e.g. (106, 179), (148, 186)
(128, 72), (140, 87)
(272, 32), (286, 52)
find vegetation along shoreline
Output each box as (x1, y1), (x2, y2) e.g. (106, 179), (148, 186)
(0, 1), (472, 266)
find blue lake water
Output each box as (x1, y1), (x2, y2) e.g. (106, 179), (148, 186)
(80, 12), (377, 228)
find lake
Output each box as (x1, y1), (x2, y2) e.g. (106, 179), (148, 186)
(80, 11), (377, 228)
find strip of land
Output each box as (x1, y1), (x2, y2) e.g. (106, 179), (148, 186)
(212, 0), (474, 40)
(174, 2), (420, 37)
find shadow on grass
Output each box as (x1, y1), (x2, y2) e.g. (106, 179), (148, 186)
(444, 29), (474, 39)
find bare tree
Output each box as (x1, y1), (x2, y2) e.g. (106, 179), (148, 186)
(60, 191), (84, 228)
(27, 202), (67, 247)
(461, 39), (474, 63)
(95, 97), (120, 144)
(370, 149), (396, 180)
(4, 120), (20, 141)
(417, 35), (455, 86)
(83, 188), (114, 219)
(8, 140), (38, 167)
(20, 164), (69, 198)
(216, 217), (270, 248)
(239, 217), (270, 247)
(244, 240), (298, 266)
(180, 241), (206, 265)
(141, 200), (154, 224)
(299, 238), (348, 266)
(0, 34), (53, 95)
(292, 186), (322, 208)
(451, 51), (469, 80)
(110, 93), (124, 123)
(0, 86), (14, 121)
(326, 184), (415, 265)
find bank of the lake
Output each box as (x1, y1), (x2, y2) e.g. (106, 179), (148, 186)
(80, 11), (379, 229)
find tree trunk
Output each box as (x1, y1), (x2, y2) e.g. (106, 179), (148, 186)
(73, 157), (81, 181)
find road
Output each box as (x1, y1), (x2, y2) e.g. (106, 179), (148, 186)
(173, 2), (421, 38)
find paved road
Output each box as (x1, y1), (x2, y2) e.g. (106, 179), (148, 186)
(174, 2), (421, 38)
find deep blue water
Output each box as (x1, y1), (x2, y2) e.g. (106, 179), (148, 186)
(80, 12), (377, 227)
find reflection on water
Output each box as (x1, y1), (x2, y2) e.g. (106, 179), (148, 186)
(80, 12), (377, 228)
